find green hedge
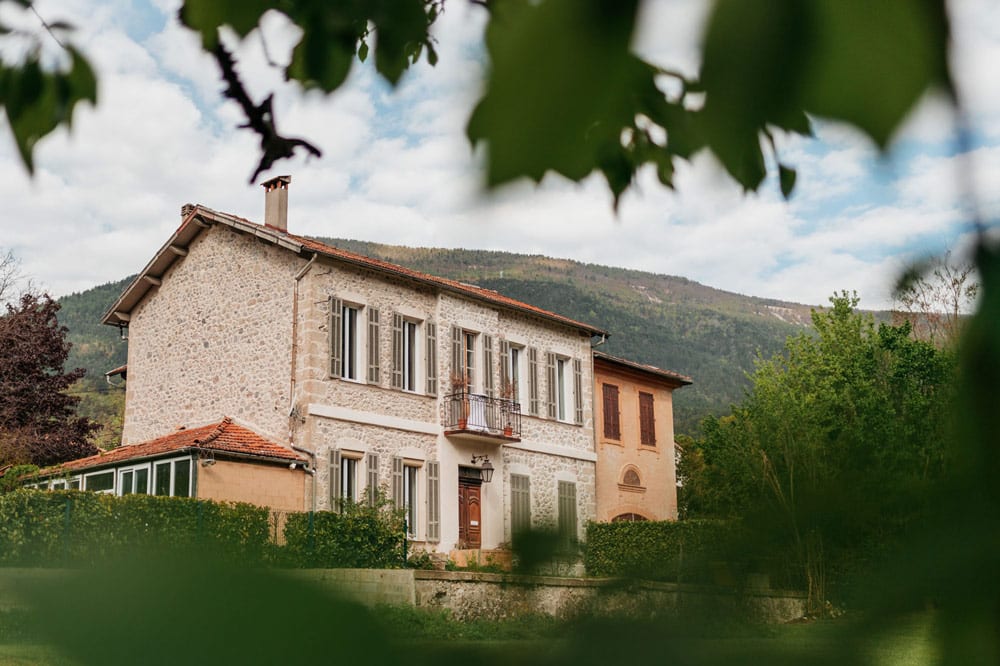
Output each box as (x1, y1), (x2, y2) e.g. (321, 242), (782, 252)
(0, 490), (270, 567)
(283, 500), (405, 569)
(585, 519), (739, 583)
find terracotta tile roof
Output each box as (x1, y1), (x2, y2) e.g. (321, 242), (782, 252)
(594, 350), (693, 386)
(103, 205), (607, 337)
(37, 418), (303, 477)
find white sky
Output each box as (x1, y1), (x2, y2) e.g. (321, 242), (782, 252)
(1, 0), (998, 310)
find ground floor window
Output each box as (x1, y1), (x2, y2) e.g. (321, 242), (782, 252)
(83, 471), (114, 493)
(153, 458), (192, 497)
(403, 465), (419, 538)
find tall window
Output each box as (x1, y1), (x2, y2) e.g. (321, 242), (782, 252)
(639, 392), (656, 446)
(602, 383), (621, 439)
(509, 346), (522, 401)
(464, 331), (476, 389)
(556, 358), (568, 421)
(341, 457), (357, 502)
(402, 320), (417, 391)
(403, 465), (419, 537)
(341, 304), (359, 380)
(451, 327), (477, 390)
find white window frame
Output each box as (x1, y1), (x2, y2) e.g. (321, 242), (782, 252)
(117, 463), (152, 496)
(402, 318), (419, 393)
(153, 456), (194, 497)
(403, 464), (420, 539)
(340, 455), (359, 503)
(508, 344), (526, 405)
(556, 357), (571, 422)
(83, 470), (116, 494)
(341, 302), (361, 381)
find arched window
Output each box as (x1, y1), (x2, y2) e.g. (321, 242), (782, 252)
(612, 513), (648, 522)
(622, 468), (641, 486)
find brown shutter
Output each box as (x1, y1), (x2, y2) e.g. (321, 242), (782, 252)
(329, 297), (342, 377)
(639, 392), (656, 446)
(367, 307), (380, 383)
(558, 481), (577, 542)
(451, 326), (463, 387)
(573, 358), (583, 425)
(603, 384), (621, 439)
(427, 461), (440, 542)
(545, 352), (557, 419)
(391, 313), (404, 389)
(330, 449), (342, 512)
(511, 474), (531, 542)
(367, 453), (380, 506)
(528, 347), (539, 415)
(391, 456), (403, 506)
(425, 322), (437, 395)
(483, 334), (495, 398)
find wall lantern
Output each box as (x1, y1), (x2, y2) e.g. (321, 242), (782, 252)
(471, 455), (494, 483)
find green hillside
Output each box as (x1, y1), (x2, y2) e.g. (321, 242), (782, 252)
(56, 242), (817, 438)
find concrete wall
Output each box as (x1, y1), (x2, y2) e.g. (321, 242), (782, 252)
(197, 458), (305, 512)
(593, 360), (680, 522)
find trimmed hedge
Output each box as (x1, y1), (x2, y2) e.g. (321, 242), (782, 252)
(283, 500), (406, 569)
(0, 489), (270, 567)
(585, 519), (739, 583)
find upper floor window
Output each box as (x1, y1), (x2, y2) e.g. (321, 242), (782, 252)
(639, 391), (656, 446)
(451, 327), (477, 391)
(546, 353), (583, 424)
(330, 297), (381, 383)
(500, 341), (527, 407)
(392, 314), (421, 392)
(602, 383), (621, 439)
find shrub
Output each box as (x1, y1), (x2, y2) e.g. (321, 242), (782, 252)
(0, 489), (270, 567)
(584, 519), (739, 583)
(282, 498), (405, 569)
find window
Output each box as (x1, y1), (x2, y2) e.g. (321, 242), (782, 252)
(547, 354), (579, 423)
(500, 341), (526, 404)
(509, 346), (522, 401)
(403, 465), (419, 538)
(622, 468), (642, 486)
(84, 471), (114, 493)
(118, 465), (150, 496)
(153, 458), (192, 497)
(603, 383), (621, 439)
(330, 450), (359, 510)
(511, 474), (531, 541)
(393, 315), (420, 392)
(557, 481), (577, 543)
(330, 297), (377, 382)
(639, 392), (656, 446)
(427, 461), (440, 542)
(451, 327), (477, 390)
(556, 358), (567, 420)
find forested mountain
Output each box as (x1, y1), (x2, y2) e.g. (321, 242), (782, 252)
(56, 242), (818, 440)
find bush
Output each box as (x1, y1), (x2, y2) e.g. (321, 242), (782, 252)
(0, 489), (270, 567)
(584, 519), (739, 583)
(282, 498), (405, 569)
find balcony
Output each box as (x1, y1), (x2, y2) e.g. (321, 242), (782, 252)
(443, 392), (522, 443)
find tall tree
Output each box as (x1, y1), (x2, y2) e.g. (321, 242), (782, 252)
(0, 292), (98, 466)
(680, 293), (955, 610)
(893, 250), (979, 347)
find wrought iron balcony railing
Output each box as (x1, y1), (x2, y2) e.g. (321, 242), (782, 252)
(443, 392), (522, 440)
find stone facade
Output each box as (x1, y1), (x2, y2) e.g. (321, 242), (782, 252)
(111, 204), (603, 551)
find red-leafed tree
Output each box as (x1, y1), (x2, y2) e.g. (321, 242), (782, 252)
(0, 292), (98, 466)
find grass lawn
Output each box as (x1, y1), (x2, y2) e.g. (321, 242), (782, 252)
(0, 607), (937, 666)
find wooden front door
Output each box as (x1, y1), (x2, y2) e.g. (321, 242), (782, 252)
(458, 477), (482, 549)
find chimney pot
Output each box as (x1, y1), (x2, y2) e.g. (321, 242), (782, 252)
(181, 203), (195, 218)
(262, 175), (291, 231)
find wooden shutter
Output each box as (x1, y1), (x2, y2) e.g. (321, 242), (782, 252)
(427, 461), (440, 542)
(483, 335), (495, 398)
(511, 474), (531, 541)
(391, 456), (403, 507)
(639, 392), (656, 446)
(558, 481), (577, 542)
(603, 384), (621, 439)
(367, 453), (379, 506)
(329, 297), (342, 377)
(545, 352), (557, 419)
(499, 340), (510, 391)
(528, 347), (539, 415)
(391, 313), (404, 389)
(573, 358), (583, 425)
(451, 326), (463, 386)
(329, 449), (342, 512)
(425, 322), (437, 395)
(367, 307), (381, 383)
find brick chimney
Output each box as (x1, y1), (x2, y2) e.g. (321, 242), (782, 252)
(262, 175), (291, 231)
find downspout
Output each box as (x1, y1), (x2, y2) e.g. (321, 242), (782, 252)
(290, 253), (318, 512)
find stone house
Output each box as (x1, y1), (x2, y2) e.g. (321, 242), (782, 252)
(593, 351), (691, 522)
(67, 176), (606, 556)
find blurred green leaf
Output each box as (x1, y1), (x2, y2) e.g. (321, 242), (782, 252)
(178, 0), (272, 48)
(778, 164), (796, 199)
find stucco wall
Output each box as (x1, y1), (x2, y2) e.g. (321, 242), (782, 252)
(593, 361), (680, 522)
(122, 226), (302, 445)
(197, 458), (306, 512)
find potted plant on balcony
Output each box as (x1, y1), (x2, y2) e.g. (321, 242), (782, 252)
(451, 373), (470, 429)
(500, 381), (516, 437)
